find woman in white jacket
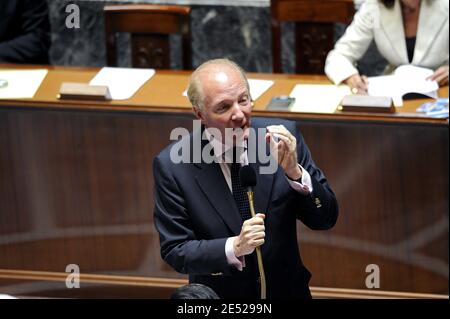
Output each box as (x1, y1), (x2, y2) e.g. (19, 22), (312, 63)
(325, 0), (448, 94)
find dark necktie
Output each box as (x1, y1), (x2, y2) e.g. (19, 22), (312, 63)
(230, 162), (252, 221)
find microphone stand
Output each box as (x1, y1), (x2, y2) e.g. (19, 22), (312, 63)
(247, 190), (267, 299)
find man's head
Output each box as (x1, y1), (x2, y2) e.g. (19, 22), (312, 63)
(187, 59), (253, 145)
(170, 283), (220, 299)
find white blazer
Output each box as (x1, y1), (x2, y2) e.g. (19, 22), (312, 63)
(325, 0), (449, 84)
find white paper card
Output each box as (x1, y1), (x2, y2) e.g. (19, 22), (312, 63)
(289, 84), (351, 113)
(89, 67), (155, 100)
(248, 79), (274, 101)
(0, 69), (48, 99)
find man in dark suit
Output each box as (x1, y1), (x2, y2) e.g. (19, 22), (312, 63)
(0, 0), (51, 64)
(153, 59), (338, 299)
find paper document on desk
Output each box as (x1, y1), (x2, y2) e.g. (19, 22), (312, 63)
(368, 65), (438, 107)
(89, 67), (155, 100)
(0, 69), (48, 99)
(248, 79), (274, 101)
(289, 84), (351, 113)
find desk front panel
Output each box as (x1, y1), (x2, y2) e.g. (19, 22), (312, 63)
(0, 104), (447, 297)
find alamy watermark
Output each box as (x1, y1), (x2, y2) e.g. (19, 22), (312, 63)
(65, 4), (80, 29)
(65, 264), (80, 288)
(169, 120), (279, 174)
(365, 264), (380, 289)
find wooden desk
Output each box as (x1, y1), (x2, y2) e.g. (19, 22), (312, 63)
(0, 65), (448, 297)
(2, 64), (448, 124)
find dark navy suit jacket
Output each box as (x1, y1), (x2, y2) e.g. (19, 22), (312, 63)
(153, 117), (338, 299)
(0, 0), (50, 64)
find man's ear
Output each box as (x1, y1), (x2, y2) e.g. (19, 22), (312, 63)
(193, 107), (206, 124)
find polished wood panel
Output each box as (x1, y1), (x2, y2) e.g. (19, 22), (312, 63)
(271, 0), (355, 74)
(0, 109), (192, 280)
(297, 120), (448, 294)
(104, 5), (191, 69)
(0, 270), (183, 298)
(0, 65), (448, 297)
(0, 269), (447, 299)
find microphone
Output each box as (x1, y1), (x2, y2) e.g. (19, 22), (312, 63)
(239, 165), (257, 192)
(239, 165), (266, 299)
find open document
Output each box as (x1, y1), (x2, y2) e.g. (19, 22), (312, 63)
(0, 69), (48, 99)
(89, 67), (155, 100)
(368, 65), (438, 107)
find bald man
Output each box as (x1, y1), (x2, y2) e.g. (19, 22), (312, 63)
(153, 59), (338, 299)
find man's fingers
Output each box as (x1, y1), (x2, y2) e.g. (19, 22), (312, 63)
(269, 132), (295, 149)
(272, 133), (290, 145)
(251, 238), (265, 247)
(267, 125), (293, 138)
(266, 132), (279, 152)
(269, 129), (290, 138)
(243, 223), (265, 233)
(239, 214), (266, 252)
(267, 126), (297, 153)
(244, 214), (265, 226)
(250, 217), (265, 226)
(255, 213), (265, 220)
(250, 225), (265, 234)
(248, 229), (265, 237)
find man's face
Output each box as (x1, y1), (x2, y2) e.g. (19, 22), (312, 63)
(194, 65), (252, 146)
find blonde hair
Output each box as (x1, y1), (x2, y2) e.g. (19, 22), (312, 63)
(187, 58), (250, 111)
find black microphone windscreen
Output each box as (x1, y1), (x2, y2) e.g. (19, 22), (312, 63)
(239, 165), (257, 188)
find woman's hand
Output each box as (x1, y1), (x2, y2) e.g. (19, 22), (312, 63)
(427, 66), (449, 86)
(344, 73), (369, 95)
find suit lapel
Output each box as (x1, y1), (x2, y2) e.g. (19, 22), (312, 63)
(414, 1), (447, 65)
(193, 129), (241, 235)
(195, 161), (242, 234)
(380, 1), (408, 64)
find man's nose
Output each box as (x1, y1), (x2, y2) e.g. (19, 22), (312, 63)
(231, 102), (245, 121)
